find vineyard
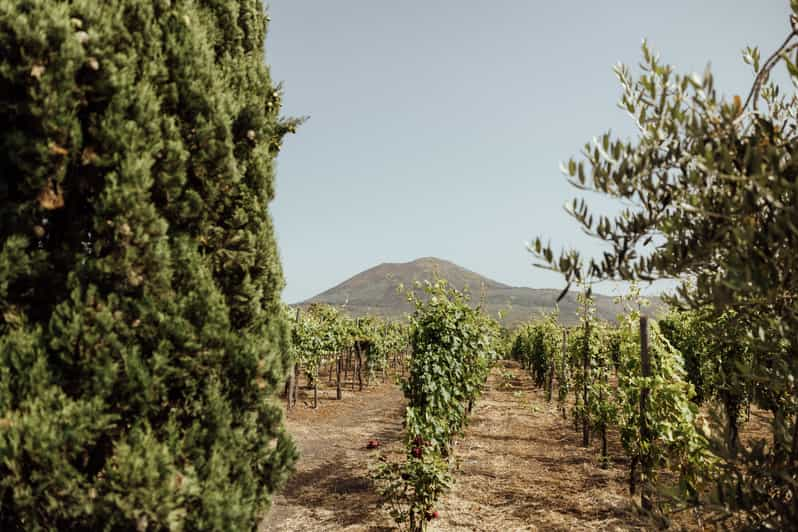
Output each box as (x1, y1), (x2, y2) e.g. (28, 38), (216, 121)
(264, 280), (778, 531)
(2, 1), (798, 531)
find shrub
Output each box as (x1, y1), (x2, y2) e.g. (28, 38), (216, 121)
(0, 1), (298, 528)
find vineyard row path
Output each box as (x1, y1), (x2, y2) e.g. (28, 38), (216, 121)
(261, 360), (649, 531)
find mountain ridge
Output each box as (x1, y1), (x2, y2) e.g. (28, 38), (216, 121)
(300, 257), (664, 326)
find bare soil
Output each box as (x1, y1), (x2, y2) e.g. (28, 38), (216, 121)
(260, 362), (684, 531)
(259, 374), (405, 531)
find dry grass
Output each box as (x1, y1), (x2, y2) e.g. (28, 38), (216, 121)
(262, 362), (771, 531)
(260, 376), (406, 531)
(431, 360), (652, 531)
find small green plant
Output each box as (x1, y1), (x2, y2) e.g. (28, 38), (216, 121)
(371, 438), (450, 531)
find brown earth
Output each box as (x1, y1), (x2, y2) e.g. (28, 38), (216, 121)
(260, 362), (696, 531)
(259, 373), (405, 531)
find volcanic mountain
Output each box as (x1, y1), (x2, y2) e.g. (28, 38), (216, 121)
(300, 257), (664, 326)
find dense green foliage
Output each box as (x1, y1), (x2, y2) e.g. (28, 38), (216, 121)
(659, 307), (757, 452)
(358, 316), (408, 381)
(373, 280), (499, 531)
(567, 290), (600, 443)
(403, 281), (498, 453)
(657, 310), (708, 404)
(289, 304), (409, 400)
(291, 304), (349, 385)
(510, 311), (559, 390)
(512, 286), (715, 511)
(0, 1), (298, 529)
(531, 7), (798, 525)
(612, 305), (714, 501)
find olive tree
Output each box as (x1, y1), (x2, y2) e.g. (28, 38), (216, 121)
(532, 7), (798, 528)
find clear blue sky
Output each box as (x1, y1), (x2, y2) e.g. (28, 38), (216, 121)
(266, 1), (791, 303)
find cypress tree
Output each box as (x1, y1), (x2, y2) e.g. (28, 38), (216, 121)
(0, 0), (299, 529)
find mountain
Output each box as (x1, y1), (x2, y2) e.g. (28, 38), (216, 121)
(300, 257), (665, 326)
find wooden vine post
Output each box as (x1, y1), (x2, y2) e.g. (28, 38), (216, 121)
(344, 347), (349, 383)
(356, 341), (364, 391)
(312, 349), (318, 407)
(313, 368), (318, 409)
(350, 347), (355, 391)
(310, 310), (319, 409)
(600, 372), (608, 467)
(561, 329), (568, 419)
(582, 318), (590, 447)
(336, 351), (343, 400)
(286, 308), (299, 410)
(293, 363), (299, 407)
(639, 315), (653, 511)
(546, 339), (555, 402)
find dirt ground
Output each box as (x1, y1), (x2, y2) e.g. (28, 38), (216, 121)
(260, 362), (682, 531)
(259, 373), (404, 531)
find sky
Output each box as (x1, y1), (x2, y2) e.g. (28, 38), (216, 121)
(265, 1), (792, 303)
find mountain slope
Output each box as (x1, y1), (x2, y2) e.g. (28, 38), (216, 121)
(301, 257), (664, 326)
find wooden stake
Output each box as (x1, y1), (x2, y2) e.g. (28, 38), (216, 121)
(582, 319), (590, 447)
(356, 341), (364, 391)
(561, 329), (568, 419)
(639, 315), (652, 511)
(336, 353), (342, 400)
(286, 308), (300, 409)
(292, 363), (298, 407)
(546, 349), (555, 402)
